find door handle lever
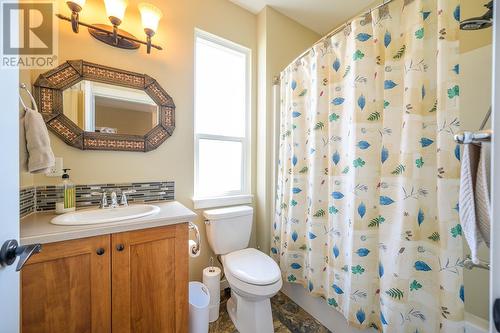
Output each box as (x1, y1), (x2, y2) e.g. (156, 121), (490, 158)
(15, 243), (42, 271)
(0, 239), (42, 271)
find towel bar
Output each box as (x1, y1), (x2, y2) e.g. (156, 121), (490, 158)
(464, 256), (490, 270)
(454, 130), (492, 144)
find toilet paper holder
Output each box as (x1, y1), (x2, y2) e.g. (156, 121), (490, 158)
(188, 222), (201, 255)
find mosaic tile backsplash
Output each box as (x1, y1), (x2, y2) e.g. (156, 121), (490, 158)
(20, 181), (174, 217)
(20, 187), (36, 218)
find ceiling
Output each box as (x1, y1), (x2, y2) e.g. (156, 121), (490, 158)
(229, 0), (377, 35)
(229, 0), (492, 36)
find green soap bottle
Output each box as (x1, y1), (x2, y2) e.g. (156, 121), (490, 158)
(56, 168), (76, 214)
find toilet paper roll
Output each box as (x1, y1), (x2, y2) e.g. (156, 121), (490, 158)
(203, 266), (221, 322)
(188, 240), (200, 258)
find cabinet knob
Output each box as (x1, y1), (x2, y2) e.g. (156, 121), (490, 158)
(116, 244), (125, 252)
(96, 248), (105, 256)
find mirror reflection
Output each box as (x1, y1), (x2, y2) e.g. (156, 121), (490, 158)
(62, 81), (159, 136)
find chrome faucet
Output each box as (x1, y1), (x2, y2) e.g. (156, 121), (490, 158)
(91, 189), (136, 208)
(91, 190), (118, 208)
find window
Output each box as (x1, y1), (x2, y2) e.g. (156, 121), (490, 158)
(194, 30), (251, 206)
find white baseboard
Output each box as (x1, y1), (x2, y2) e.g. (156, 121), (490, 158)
(465, 312), (489, 333)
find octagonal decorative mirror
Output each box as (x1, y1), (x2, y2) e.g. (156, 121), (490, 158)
(33, 60), (175, 152)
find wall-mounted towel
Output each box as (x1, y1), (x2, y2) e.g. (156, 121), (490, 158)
(459, 143), (491, 264)
(23, 107), (55, 174)
(19, 112), (28, 173)
(475, 142), (491, 246)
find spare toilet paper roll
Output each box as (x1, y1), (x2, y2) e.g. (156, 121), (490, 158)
(188, 240), (200, 258)
(203, 266), (221, 322)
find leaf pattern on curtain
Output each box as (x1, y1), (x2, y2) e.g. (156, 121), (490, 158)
(272, 0), (464, 332)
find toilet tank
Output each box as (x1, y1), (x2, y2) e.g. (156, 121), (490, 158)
(203, 206), (253, 255)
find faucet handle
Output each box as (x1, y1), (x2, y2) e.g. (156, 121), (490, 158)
(91, 191), (108, 208)
(109, 191), (119, 208)
(120, 190), (136, 206)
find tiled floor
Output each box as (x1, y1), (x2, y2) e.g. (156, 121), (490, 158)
(209, 290), (331, 333)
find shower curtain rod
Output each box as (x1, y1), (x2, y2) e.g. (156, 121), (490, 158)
(287, 0), (396, 68)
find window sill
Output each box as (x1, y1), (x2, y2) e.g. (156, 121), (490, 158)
(192, 194), (253, 210)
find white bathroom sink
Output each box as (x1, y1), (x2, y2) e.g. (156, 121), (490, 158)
(50, 204), (161, 226)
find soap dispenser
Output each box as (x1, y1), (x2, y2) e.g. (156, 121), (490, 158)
(56, 168), (76, 214)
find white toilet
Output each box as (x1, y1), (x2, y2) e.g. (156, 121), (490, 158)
(203, 206), (282, 333)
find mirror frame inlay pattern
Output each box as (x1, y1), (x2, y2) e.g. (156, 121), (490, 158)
(34, 60), (175, 152)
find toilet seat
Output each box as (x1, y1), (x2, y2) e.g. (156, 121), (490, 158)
(223, 248), (281, 285)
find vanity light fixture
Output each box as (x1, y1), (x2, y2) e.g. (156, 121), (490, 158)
(138, 3), (163, 54)
(56, 0), (163, 54)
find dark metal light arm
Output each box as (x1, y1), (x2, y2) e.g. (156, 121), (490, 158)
(70, 11), (80, 33)
(56, 13), (163, 51)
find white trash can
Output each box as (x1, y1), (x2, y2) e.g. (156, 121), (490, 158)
(189, 281), (211, 333)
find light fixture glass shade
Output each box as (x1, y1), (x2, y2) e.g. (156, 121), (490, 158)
(69, 0), (86, 8)
(104, 0), (128, 21)
(138, 3), (163, 34)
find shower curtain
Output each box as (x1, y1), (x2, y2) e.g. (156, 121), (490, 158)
(272, 0), (464, 332)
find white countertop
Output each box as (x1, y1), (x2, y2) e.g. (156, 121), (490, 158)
(21, 201), (197, 245)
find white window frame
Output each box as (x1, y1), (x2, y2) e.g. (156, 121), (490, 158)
(193, 29), (252, 209)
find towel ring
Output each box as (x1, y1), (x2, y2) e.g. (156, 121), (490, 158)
(19, 83), (38, 112)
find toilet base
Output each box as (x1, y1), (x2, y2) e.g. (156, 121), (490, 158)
(226, 290), (274, 333)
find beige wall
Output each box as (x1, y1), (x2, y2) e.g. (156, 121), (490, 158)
(461, 44), (492, 322)
(21, 0), (319, 282)
(256, 7), (320, 253)
(22, 0), (258, 282)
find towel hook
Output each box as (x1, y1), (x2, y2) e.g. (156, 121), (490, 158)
(19, 83), (38, 112)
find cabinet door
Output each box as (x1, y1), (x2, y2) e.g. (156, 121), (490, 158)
(21, 235), (111, 333)
(111, 224), (188, 333)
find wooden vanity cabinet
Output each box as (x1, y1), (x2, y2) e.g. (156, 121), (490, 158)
(21, 235), (111, 333)
(21, 223), (188, 333)
(112, 224), (189, 333)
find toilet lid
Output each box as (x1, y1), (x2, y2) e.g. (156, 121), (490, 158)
(224, 248), (281, 285)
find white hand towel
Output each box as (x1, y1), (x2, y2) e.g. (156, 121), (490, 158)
(475, 142), (491, 247)
(19, 113), (28, 172)
(459, 144), (483, 264)
(24, 107), (55, 174)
